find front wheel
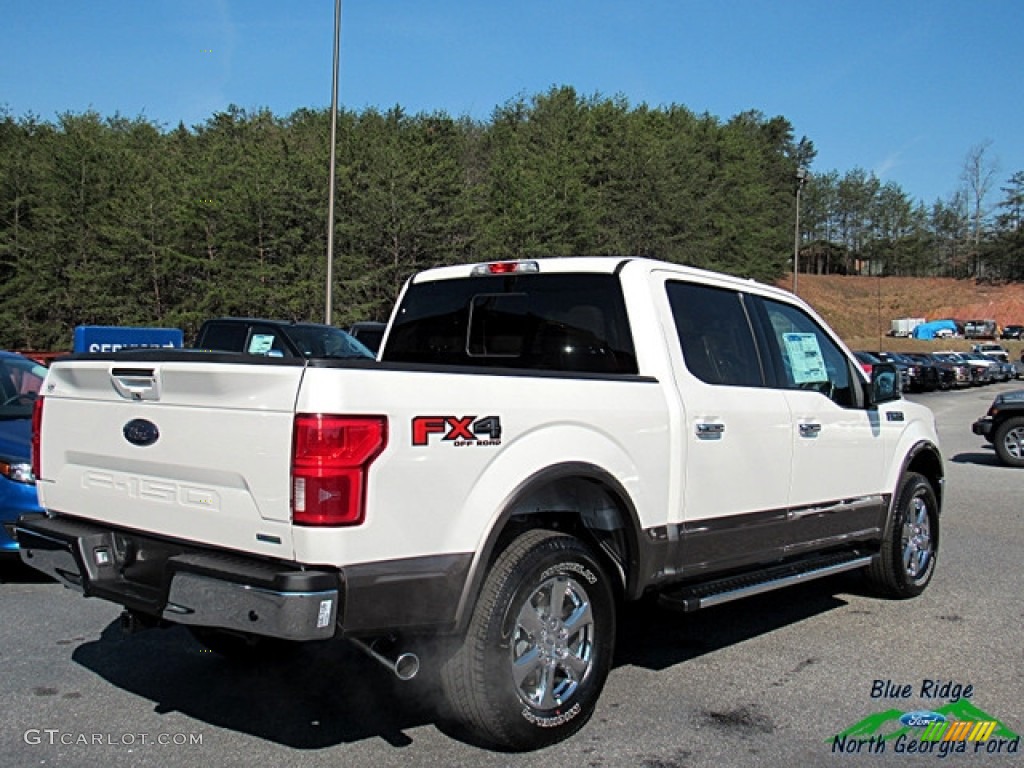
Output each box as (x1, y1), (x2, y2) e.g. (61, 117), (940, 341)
(866, 472), (939, 598)
(440, 529), (616, 751)
(993, 417), (1024, 467)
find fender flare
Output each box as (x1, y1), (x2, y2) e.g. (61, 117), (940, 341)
(881, 440), (944, 547)
(450, 461), (648, 635)
(897, 439), (944, 510)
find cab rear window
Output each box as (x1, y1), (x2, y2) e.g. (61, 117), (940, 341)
(383, 273), (638, 374)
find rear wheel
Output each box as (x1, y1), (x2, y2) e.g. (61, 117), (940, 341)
(993, 417), (1024, 467)
(866, 472), (938, 598)
(440, 529), (616, 751)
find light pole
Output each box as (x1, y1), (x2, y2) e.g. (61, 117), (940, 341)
(793, 167), (807, 295)
(325, 0), (342, 324)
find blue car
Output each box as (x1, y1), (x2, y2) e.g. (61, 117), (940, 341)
(0, 351), (47, 555)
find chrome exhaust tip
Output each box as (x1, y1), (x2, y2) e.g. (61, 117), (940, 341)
(392, 651), (421, 681)
(350, 636), (420, 680)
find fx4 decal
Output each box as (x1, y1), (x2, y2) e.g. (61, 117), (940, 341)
(411, 415), (502, 446)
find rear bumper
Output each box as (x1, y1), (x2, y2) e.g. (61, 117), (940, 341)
(972, 417), (993, 438)
(15, 514), (339, 641)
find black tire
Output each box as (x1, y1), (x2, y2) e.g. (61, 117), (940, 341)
(440, 529), (616, 751)
(187, 626), (294, 662)
(866, 472), (938, 598)
(993, 416), (1024, 467)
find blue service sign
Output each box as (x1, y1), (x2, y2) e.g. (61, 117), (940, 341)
(73, 326), (184, 354)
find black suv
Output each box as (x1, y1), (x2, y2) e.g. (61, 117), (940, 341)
(1000, 324), (1024, 340)
(972, 390), (1024, 466)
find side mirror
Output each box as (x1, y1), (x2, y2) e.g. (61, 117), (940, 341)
(869, 362), (901, 405)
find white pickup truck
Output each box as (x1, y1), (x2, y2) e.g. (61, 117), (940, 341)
(17, 257), (943, 750)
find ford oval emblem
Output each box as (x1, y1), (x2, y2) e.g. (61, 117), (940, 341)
(899, 710), (947, 728)
(123, 419), (160, 447)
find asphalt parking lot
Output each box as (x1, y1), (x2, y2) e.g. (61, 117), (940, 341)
(1, 383), (1022, 768)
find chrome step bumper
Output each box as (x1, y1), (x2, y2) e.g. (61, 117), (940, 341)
(16, 513), (339, 642)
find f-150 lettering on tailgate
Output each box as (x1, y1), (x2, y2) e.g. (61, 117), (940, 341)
(82, 470), (220, 511)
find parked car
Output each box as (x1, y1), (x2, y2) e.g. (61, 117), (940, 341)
(922, 353), (971, 388)
(904, 353), (955, 390)
(995, 360), (1017, 382)
(964, 319), (997, 339)
(878, 351), (938, 392)
(194, 318), (374, 360)
(999, 324), (1024, 340)
(971, 343), (1009, 362)
(972, 389), (1024, 467)
(348, 321), (387, 354)
(0, 351), (47, 554)
(936, 352), (992, 385)
(853, 350), (880, 376)
(964, 352), (1011, 383)
(856, 351), (907, 391)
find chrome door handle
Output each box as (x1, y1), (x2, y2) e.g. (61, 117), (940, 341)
(799, 423), (821, 437)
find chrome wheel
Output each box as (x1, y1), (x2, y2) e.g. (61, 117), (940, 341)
(511, 574), (595, 710)
(867, 471), (939, 598)
(1002, 425), (1024, 461)
(901, 495), (933, 581)
(439, 529), (614, 750)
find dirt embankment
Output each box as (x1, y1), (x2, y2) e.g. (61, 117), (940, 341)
(778, 274), (1024, 355)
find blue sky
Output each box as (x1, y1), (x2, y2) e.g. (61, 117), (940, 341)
(2, 1), (1021, 207)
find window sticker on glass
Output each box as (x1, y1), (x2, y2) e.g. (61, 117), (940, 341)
(248, 334), (276, 355)
(783, 332), (828, 383)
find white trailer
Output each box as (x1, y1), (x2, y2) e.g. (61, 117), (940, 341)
(890, 317), (926, 337)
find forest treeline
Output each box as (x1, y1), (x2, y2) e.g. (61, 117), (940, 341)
(1, 86), (1022, 349)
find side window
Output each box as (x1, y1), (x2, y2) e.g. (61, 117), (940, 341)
(5, 361), (44, 396)
(666, 281), (763, 387)
(761, 299), (855, 407)
(247, 326), (289, 357)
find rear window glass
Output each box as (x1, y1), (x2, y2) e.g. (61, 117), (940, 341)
(383, 273), (638, 374)
(198, 322), (248, 352)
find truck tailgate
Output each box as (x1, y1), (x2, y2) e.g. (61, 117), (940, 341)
(36, 359), (304, 560)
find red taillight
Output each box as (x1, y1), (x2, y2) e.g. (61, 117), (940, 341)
(291, 414), (387, 526)
(470, 260), (540, 276)
(31, 396), (44, 480)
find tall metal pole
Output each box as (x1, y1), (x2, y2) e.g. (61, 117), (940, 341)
(792, 167), (807, 295)
(325, 0), (342, 324)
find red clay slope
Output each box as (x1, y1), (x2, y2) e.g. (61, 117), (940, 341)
(778, 274), (1024, 342)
